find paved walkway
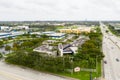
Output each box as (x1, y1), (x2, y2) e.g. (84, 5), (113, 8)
(94, 77), (106, 80)
(0, 61), (77, 80)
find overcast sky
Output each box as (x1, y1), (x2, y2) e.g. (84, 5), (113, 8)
(0, 0), (120, 21)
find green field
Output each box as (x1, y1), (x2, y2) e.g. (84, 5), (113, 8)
(59, 62), (101, 80)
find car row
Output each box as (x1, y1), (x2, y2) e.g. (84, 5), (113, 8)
(104, 58), (119, 64)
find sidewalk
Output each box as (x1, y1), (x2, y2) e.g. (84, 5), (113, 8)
(94, 77), (106, 80)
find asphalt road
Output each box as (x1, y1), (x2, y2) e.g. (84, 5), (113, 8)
(0, 61), (71, 80)
(100, 22), (120, 80)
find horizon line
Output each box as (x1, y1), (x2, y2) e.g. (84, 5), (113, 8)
(0, 20), (120, 22)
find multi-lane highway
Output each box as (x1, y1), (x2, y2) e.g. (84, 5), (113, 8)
(100, 22), (120, 80)
(0, 60), (74, 80)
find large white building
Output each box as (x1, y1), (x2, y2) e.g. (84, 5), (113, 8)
(58, 43), (78, 57)
(0, 33), (11, 39)
(13, 26), (29, 30)
(11, 31), (25, 36)
(59, 26), (94, 34)
(0, 26), (10, 31)
(0, 31), (25, 39)
(42, 31), (65, 39)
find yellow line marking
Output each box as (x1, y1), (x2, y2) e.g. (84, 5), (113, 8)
(0, 70), (25, 80)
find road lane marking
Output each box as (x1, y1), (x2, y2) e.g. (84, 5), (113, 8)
(0, 70), (26, 80)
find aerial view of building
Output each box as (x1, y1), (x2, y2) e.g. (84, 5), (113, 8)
(59, 26), (93, 34)
(0, 26), (10, 31)
(42, 31), (65, 39)
(0, 0), (119, 80)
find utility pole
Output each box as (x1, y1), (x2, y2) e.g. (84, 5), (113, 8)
(89, 59), (92, 80)
(63, 57), (65, 72)
(96, 56), (98, 74)
(70, 57), (74, 75)
(90, 71), (92, 80)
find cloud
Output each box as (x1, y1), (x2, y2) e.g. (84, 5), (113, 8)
(0, 0), (120, 21)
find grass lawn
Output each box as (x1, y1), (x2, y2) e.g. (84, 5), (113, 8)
(58, 62), (101, 80)
(25, 48), (33, 52)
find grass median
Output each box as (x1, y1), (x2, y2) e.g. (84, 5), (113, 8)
(58, 62), (101, 80)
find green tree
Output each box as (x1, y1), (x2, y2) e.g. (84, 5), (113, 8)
(13, 42), (20, 49)
(5, 45), (11, 53)
(0, 41), (3, 47)
(41, 34), (48, 38)
(31, 34), (37, 38)
(21, 41), (34, 48)
(0, 53), (3, 58)
(12, 47), (18, 52)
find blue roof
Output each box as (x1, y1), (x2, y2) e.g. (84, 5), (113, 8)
(0, 33), (11, 36)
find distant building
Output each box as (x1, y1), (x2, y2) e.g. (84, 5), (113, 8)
(109, 23), (120, 31)
(113, 25), (120, 30)
(59, 27), (93, 34)
(17, 26), (29, 30)
(58, 36), (88, 56)
(13, 26), (29, 30)
(11, 31), (25, 36)
(114, 27), (120, 30)
(0, 26), (10, 31)
(0, 33), (11, 38)
(58, 43), (78, 57)
(42, 31), (65, 39)
(30, 32), (41, 35)
(33, 44), (56, 56)
(0, 31), (25, 39)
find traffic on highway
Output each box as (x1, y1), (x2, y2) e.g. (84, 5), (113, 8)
(100, 22), (120, 80)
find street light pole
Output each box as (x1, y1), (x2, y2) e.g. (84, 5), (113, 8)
(96, 56), (98, 74)
(89, 59), (92, 80)
(90, 71), (92, 80)
(70, 57), (74, 75)
(63, 57), (65, 72)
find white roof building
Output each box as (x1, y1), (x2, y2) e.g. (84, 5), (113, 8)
(14, 26), (29, 30)
(42, 31), (65, 39)
(0, 26), (10, 31)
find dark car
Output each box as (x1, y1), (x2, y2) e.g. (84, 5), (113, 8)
(104, 61), (107, 64)
(116, 58), (119, 62)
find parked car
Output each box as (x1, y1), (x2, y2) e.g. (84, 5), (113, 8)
(104, 60), (107, 64)
(116, 58), (119, 62)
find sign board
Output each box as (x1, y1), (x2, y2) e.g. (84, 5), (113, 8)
(74, 67), (80, 72)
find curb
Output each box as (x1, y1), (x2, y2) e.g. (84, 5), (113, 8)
(5, 62), (79, 80)
(47, 73), (79, 80)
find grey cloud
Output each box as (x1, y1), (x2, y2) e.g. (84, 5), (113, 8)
(0, 0), (120, 21)
(90, 0), (117, 9)
(0, 0), (28, 10)
(27, 0), (57, 8)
